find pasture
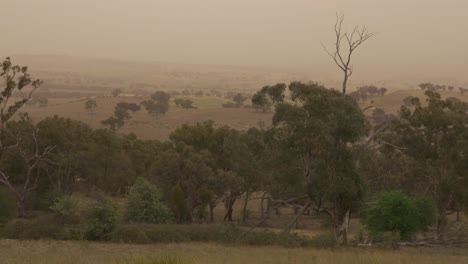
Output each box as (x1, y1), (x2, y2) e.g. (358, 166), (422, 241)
(22, 90), (468, 141)
(1, 240), (467, 264)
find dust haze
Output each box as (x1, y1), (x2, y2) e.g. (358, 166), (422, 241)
(2, 0), (468, 88)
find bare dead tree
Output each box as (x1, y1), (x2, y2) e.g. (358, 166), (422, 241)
(0, 130), (55, 217)
(322, 14), (375, 95)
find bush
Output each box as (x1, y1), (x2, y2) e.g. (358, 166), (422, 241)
(126, 178), (173, 224)
(1, 215), (63, 240)
(0, 188), (15, 223)
(50, 196), (79, 223)
(362, 191), (436, 241)
(85, 198), (119, 240)
(108, 223), (313, 247)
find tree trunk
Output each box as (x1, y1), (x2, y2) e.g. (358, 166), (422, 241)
(340, 212), (350, 245)
(260, 192), (266, 218)
(241, 190), (250, 224)
(16, 196), (27, 218)
(436, 212), (447, 240)
(224, 206), (233, 222)
(266, 195), (272, 218)
(330, 209), (351, 245)
(342, 72), (348, 95)
(209, 203), (215, 223)
(285, 201), (311, 232)
(223, 195), (236, 222)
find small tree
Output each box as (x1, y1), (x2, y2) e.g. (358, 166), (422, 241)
(85, 98), (98, 120)
(379, 87), (388, 96)
(125, 177), (172, 224)
(85, 198), (119, 240)
(112, 88), (122, 97)
(101, 102), (140, 131)
(50, 195), (79, 224)
(460, 87), (467, 95)
(141, 91), (171, 116)
(174, 98), (195, 109)
(402, 96), (416, 107)
(363, 191), (436, 241)
(232, 93), (247, 107)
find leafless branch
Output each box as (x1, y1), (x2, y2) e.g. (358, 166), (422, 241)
(322, 13), (375, 95)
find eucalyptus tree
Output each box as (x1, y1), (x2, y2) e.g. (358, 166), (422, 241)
(84, 98), (98, 120)
(101, 102), (140, 131)
(270, 81), (369, 244)
(141, 91), (171, 116)
(0, 57), (51, 217)
(251, 83), (286, 112)
(0, 57), (43, 146)
(378, 91), (468, 240)
(149, 145), (239, 222)
(169, 121), (240, 222)
(0, 115), (55, 217)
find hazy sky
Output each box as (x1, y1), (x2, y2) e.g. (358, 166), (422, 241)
(3, 0), (468, 82)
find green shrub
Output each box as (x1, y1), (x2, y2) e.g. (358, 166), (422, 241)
(59, 224), (87, 240)
(50, 196), (79, 223)
(85, 198), (119, 240)
(126, 178), (172, 224)
(362, 191), (436, 241)
(0, 188), (15, 223)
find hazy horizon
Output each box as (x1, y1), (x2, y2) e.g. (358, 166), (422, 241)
(3, 0), (468, 84)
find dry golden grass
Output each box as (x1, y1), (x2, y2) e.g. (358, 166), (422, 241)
(24, 96), (271, 140)
(370, 89), (468, 115)
(23, 89), (468, 141)
(0, 239), (467, 264)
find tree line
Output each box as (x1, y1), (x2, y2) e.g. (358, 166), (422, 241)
(1, 57), (467, 245)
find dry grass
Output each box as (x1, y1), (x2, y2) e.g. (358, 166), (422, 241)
(370, 89), (468, 114)
(20, 89), (468, 142)
(0, 239), (466, 264)
(23, 96), (271, 140)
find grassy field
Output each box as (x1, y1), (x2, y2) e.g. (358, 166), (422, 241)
(24, 95), (271, 140)
(22, 89), (468, 141)
(0, 240), (467, 264)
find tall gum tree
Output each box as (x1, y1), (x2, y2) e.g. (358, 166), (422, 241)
(271, 82), (369, 244)
(0, 57), (52, 217)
